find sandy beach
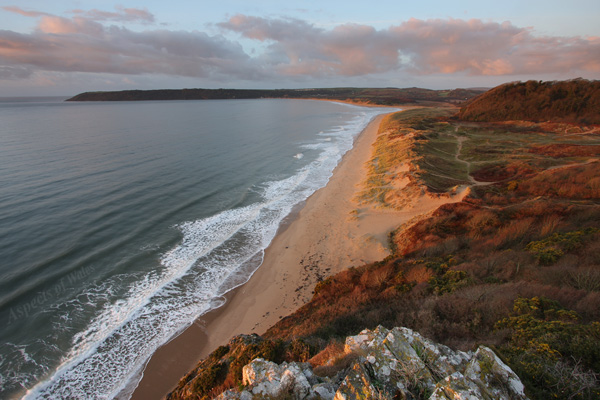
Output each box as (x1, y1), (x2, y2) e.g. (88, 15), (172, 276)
(130, 110), (468, 400)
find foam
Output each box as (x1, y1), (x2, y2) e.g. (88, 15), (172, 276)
(24, 106), (391, 400)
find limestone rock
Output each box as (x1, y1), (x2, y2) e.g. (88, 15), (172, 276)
(462, 346), (527, 399)
(334, 361), (380, 400)
(216, 326), (528, 400)
(240, 358), (314, 398)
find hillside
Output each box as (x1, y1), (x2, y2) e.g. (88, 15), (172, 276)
(458, 79), (600, 124)
(168, 82), (600, 400)
(259, 109), (600, 400)
(65, 87), (484, 105)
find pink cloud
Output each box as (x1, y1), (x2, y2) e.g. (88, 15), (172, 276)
(2, 6), (50, 18)
(389, 18), (600, 76)
(219, 15), (600, 78)
(0, 6), (256, 80)
(3, 5), (154, 23)
(0, 9), (598, 85)
(37, 16), (104, 35)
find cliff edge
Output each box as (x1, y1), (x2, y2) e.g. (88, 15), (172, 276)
(171, 326), (527, 400)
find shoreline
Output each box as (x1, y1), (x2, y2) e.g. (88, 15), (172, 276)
(129, 108), (468, 400)
(128, 112), (392, 399)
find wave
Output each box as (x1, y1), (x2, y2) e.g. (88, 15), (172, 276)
(21, 107), (388, 399)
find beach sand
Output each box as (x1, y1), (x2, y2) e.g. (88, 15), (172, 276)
(129, 111), (467, 400)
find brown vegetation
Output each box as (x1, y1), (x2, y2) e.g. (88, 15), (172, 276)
(170, 81), (600, 400)
(529, 144), (600, 158)
(458, 79), (600, 124)
(262, 105), (600, 399)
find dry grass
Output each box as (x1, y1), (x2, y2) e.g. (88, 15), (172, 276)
(178, 104), (600, 400)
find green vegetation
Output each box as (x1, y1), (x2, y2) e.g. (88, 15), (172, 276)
(167, 336), (318, 400)
(359, 100), (600, 203)
(496, 297), (600, 399)
(66, 87), (485, 105)
(262, 98), (600, 399)
(526, 228), (600, 265)
(170, 80), (600, 400)
(357, 107), (465, 206)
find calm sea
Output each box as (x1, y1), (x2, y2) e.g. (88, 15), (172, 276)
(0, 97), (389, 399)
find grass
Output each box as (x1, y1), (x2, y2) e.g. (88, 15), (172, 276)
(261, 110), (600, 399)
(358, 106), (600, 202)
(170, 105), (600, 400)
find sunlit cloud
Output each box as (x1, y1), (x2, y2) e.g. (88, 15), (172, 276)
(0, 6), (257, 80)
(220, 15), (600, 77)
(37, 15), (104, 35)
(0, 6), (598, 88)
(1, 6), (51, 18)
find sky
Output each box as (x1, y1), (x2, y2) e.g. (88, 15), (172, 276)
(0, 1), (599, 96)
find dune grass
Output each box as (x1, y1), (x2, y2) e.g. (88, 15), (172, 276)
(359, 107), (600, 202)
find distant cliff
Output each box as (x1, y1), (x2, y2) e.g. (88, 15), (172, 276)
(458, 79), (600, 124)
(66, 87), (485, 105)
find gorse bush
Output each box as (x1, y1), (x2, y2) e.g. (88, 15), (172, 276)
(496, 297), (600, 399)
(169, 97), (600, 400)
(526, 228), (600, 265)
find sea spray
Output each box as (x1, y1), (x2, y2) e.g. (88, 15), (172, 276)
(0, 99), (392, 399)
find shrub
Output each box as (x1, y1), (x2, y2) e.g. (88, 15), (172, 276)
(496, 297), (600, 399)
(526, 228), (600, 265)
(313, 277), (333, 296)
(285, 339), (314, 362)
(569, 268), (600, 292)
(458, 79), (600, 124)
(428, 269), (469, 295)
(191, 362), (228, 398)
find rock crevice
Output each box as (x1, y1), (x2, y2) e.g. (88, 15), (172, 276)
(217, 326), (528, 399)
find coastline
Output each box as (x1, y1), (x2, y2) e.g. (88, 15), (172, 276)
(128, 112), (390, 399)
(129, 109), (468, 400)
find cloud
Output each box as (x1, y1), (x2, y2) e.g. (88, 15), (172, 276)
(387, 18), (600, 76)
(0, 27), (255, 78)
(70, 6), (155, 23)
(3, 5), (154, 23)
(0, 6), (258, 80)
(219, 16), (400, 76)
(37, 16), (104, 35)
(2, 6), (51, 18)
(0, 65), (32, 79)
(219, 15), (600, 78)
(0, 7), (598, 86)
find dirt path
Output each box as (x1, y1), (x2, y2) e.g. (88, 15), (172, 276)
(451, 132), (493, 187)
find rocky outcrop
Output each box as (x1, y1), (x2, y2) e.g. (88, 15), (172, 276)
(217, 326), (527, 399)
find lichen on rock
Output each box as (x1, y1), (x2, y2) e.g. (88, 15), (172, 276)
(216, 326), (528, 400)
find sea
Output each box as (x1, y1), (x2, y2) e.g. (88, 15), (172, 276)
(0, 97), (390, 399)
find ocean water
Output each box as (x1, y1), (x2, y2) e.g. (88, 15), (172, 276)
(0, 97), (390, 399)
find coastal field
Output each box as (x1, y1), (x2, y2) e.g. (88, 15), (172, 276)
(166, 81), (600, 400)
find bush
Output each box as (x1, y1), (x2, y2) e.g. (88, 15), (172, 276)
(496, 297), (600, 399)
(526, 228), (600, 265)
(285, 339), (314, 362)
(428, 270), (469, 295)
(191, 363), (228, 398)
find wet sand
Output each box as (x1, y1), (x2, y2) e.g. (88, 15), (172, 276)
(129, 110), (468, 399)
